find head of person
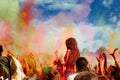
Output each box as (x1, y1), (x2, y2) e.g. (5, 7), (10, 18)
(76, 57), (89, 72)
(107, 65), (120, 80)
(110, 66), (120, 80)
(0, 45), (3, 56)
(47, 67), (59, 80)
(74, 71), (98, 80)
(66, 37), (78, 50)
(108, 65), (117, 75)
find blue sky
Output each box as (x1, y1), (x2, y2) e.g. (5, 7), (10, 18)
(30, 0), (120, 26)
(0, 0), (120, 53)
(30, 0), (120, 51)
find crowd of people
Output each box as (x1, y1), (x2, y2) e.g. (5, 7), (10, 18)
(0, 37), (120, 80)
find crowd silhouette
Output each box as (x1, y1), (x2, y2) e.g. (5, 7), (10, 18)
(0, 37), (120, 80)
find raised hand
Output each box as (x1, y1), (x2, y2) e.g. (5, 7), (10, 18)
(110, 48), (120, 70)
(110, 48), (118, 58)
(96, 53), (105, 75)
(54, 50), (61, 65)
(96, 54), (104, 62)
(102, 53), (106, 58)
(54, 50), (59, 60)
(55, 50), (58, 57)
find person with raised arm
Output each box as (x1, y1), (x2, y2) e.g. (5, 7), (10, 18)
(64, 37), (80, 77)
(53, 50), (65, 80)
(102, 53), (108, 74)
(110, 48), (120, 70)
(96, 54), (104, 76)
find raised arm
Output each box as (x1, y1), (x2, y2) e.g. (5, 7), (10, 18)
(64, 49), (71, 63)
(110, 48), (120, 70)
(102, 53), (108, 74)
(54, 50), (59, 62)
(96, 54), (104, 76)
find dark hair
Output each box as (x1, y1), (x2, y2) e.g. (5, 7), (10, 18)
(74, 71), (98, 80)
(65, 37), (80, 60)
(47, 67), (59, 80)
(0, 45), (3, 56)
(76, 57), (89, 71)
(66, 37), (78, 50)
(111, 66), (120, 80)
